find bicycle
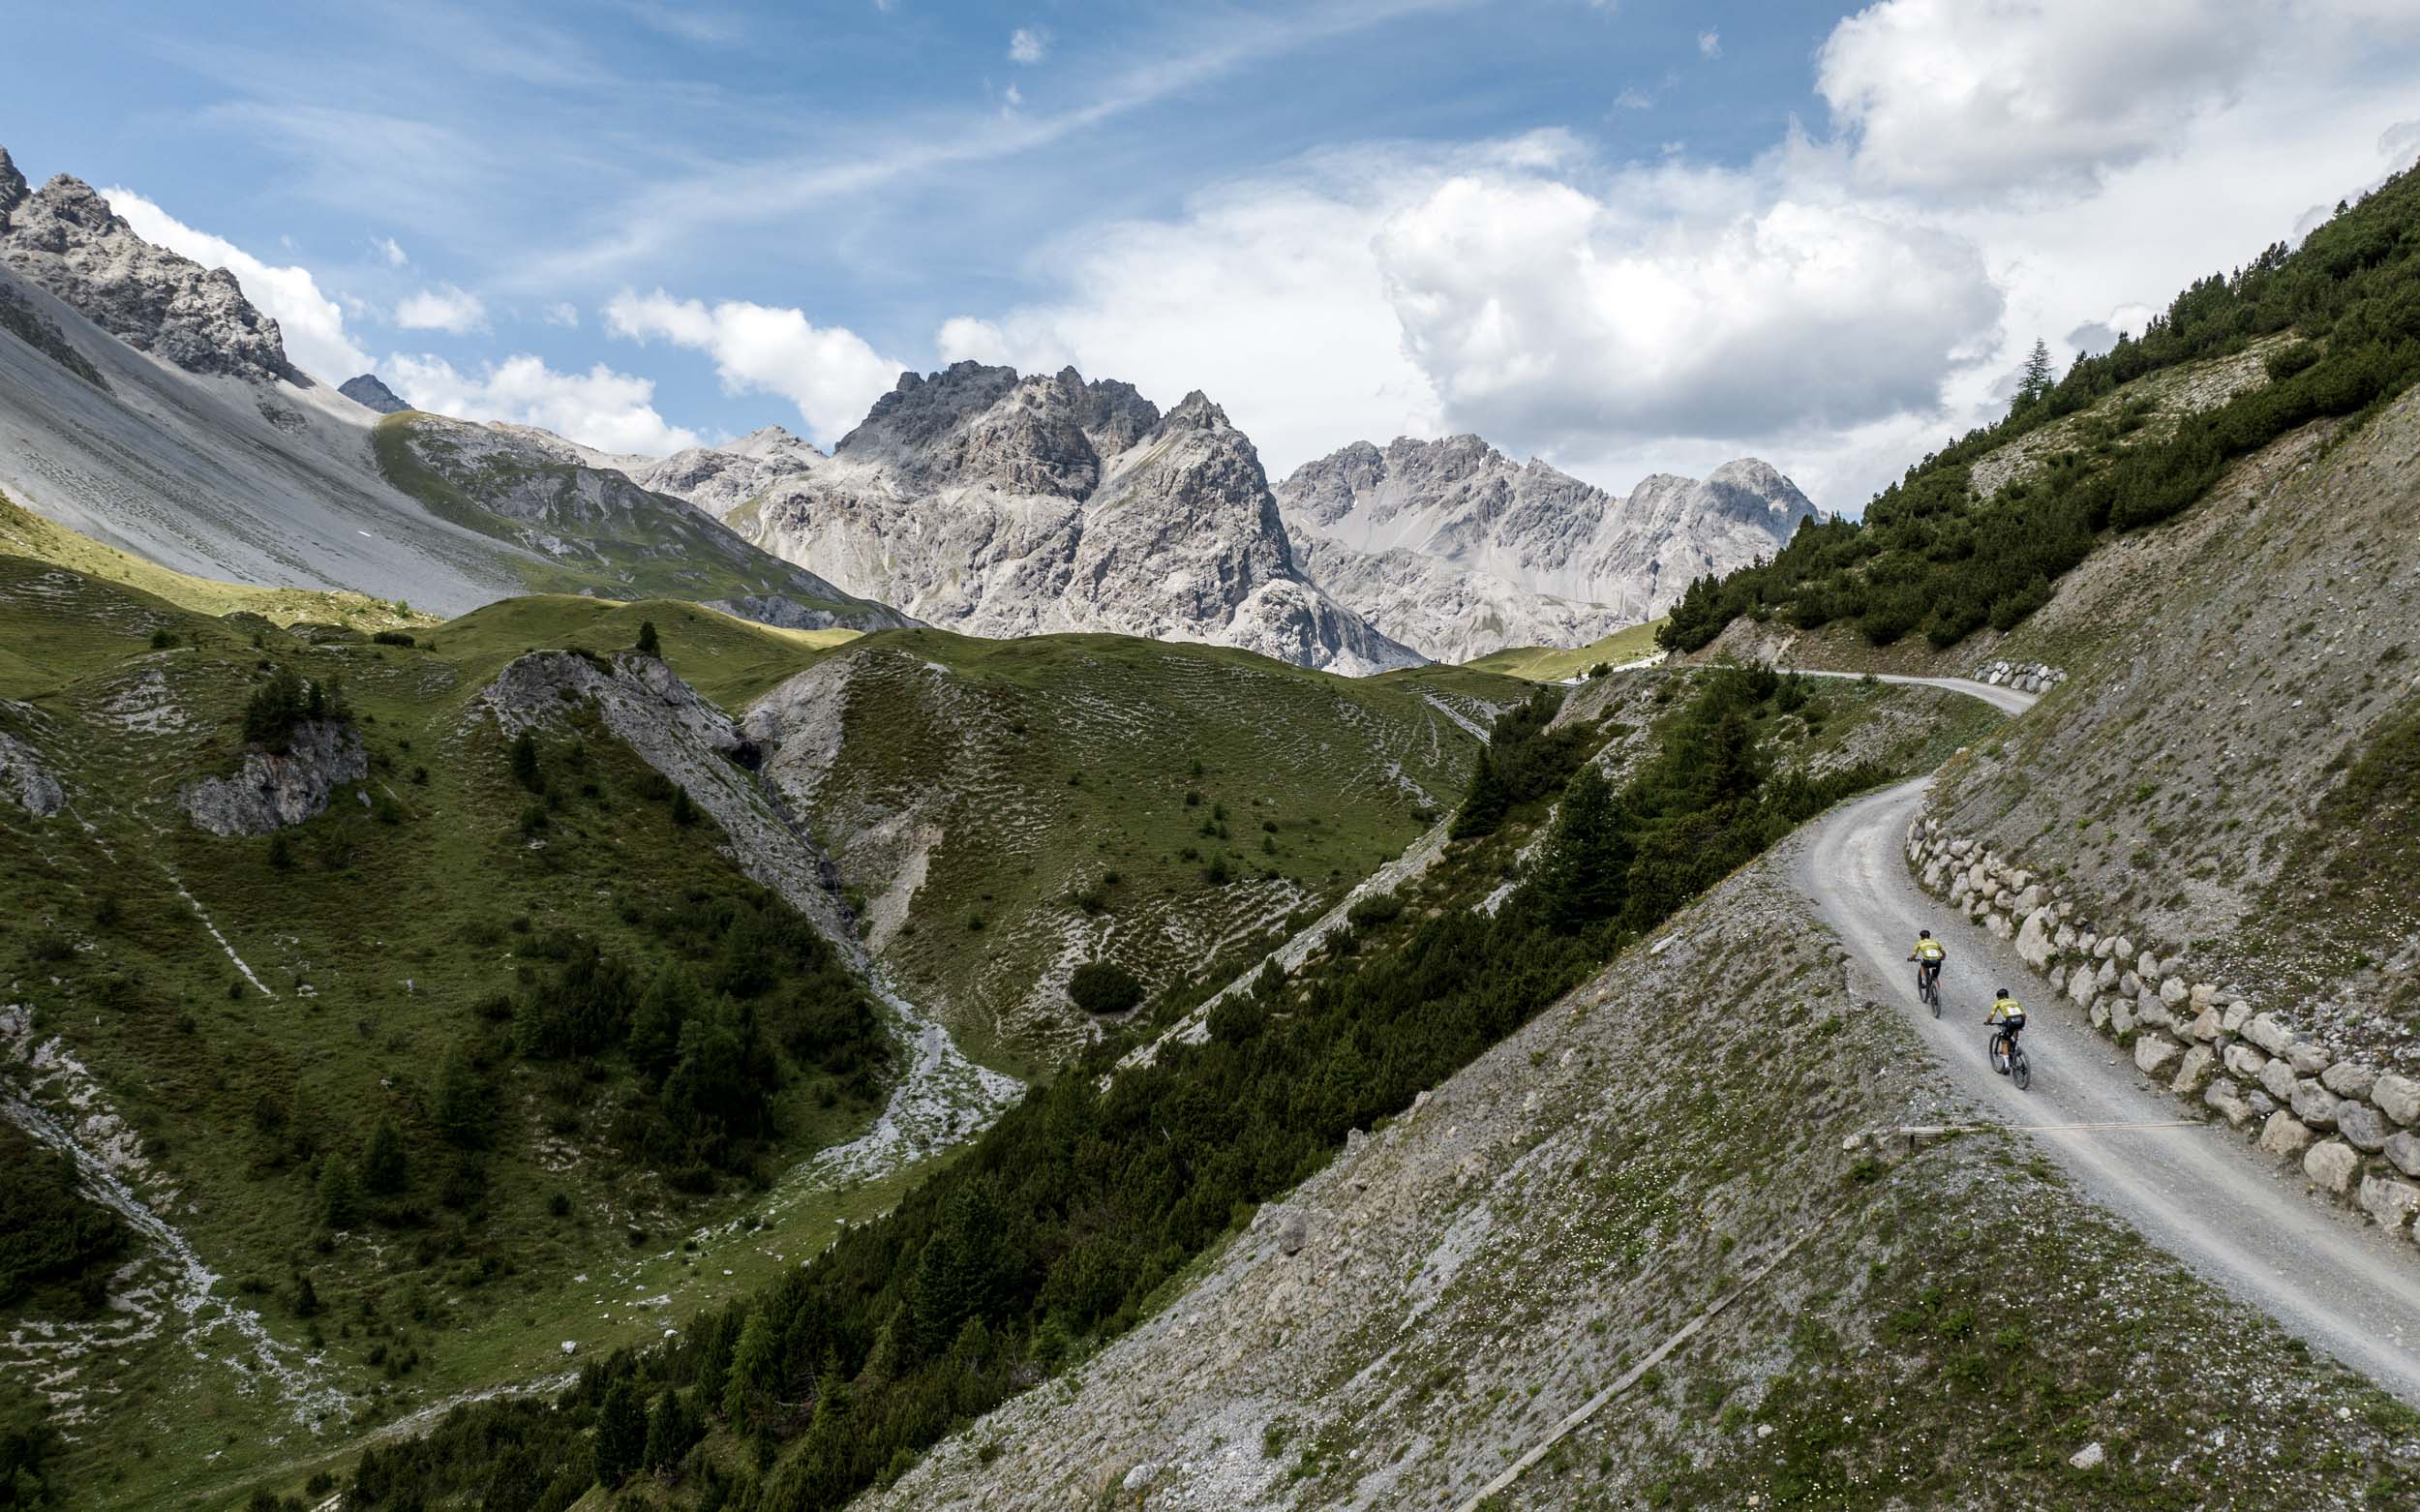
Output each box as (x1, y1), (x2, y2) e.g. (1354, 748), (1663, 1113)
(1989, 1023), (2031, 1091)
(1916, 961), (1942, 1017)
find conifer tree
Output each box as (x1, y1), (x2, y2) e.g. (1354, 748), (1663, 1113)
(2015, 337), (2054, 410)
(592, 1378), (645, 1488)
(360, 1116), (408, 1195)
(723, 1309), (781, 1434)
(509, 730), (543, 792)
(636, 619), (661, 657)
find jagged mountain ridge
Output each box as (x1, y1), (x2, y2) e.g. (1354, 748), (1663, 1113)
(1276, 434), (1819, 659)
(338, 373), (408, 413)
(637, 363), (1423, 676)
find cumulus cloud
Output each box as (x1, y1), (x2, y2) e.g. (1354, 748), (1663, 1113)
(393, 283), (489, 333)
(100, 188), (371, 380)
(1374, 168), (2002, 447)
(1816, 0), (2271, 196)
(1696, 28), (1720, 59)
(381, 352), (700, 454)
(604, 289), (901, 444)
(1009, 26), (1048, 63)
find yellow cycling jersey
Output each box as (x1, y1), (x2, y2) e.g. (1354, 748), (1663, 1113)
(1914, 939), (1945, 962)
(1989, 997), (2026, 1022)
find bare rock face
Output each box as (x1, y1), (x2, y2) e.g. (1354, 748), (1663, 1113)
(0, 717), (63, 817)
(0, 151), (299, 385)
(639, 364), (1419, 676)
(180, 720), (367, 835)
(339, 373), (409, 414)
(1275, 437), (1818, 660)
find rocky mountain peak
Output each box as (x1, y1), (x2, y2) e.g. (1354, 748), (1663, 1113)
(0, 152), (300, 386)
(0, 147), (25, 227)
(339, 374), (409, 414)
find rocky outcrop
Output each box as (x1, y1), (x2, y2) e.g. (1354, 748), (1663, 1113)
(0, 716), (63, 817)
(180, 720), (366, 834)
(638, 364), (1419, 676)
(0, 149), (299, 385)
(1909, 814), (2420, 1241)
(1274, 437), (1818, 658)
(1285, 528), (1636, 665)
(375, 412), (910, 631)
(339, 374), (408, 414)
(1971, 658), (2068, 694)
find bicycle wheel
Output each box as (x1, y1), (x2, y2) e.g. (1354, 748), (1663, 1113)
(2011, 1044), (2031, 1091)
(1927, 978), (1940, 1017)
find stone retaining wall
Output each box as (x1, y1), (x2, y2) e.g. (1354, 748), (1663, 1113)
(1906, 814), (2420, 1241)
(1971, 659), (2068, 694)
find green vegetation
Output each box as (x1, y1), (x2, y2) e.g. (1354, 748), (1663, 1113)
(1466, 619), (1666, 681)
(1662, 163), (2420, 655)
(1066, 960), (1144, 1015)
(331, 663), (1912, 1510)
(427, 594), (857, 713)
(0, 1124), (125, 1308)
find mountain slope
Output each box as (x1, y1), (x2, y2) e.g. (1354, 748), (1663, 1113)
(639, 363), (1422, 675)
(744, 630), (1523, 1071)
(1275, 435), (1817, 659)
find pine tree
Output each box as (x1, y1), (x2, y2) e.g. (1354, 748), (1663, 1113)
(592, 1378), (645, 1488)
(643, 1388), (697, 1472)
(360, 1116), (408, 1195)
(318, 1155), (359, 1229)
(1449, 747), (1511, 839)
(1531, 765), (1633, 933)
(432, 1044), (491, 1151)
(2015, 337), (2054, 410)
(626, 962), (697, 1084)
(636, 620), (661, 657)
(722, 1309), (781, 1434)
(670, 787), (698, 828)
(509, 730), (543, 793)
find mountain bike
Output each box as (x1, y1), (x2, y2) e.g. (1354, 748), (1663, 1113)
(1916, 961), (1941, 1017)
(1990, 1023), (2031, 1091)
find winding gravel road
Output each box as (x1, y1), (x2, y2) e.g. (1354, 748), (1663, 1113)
(1792, 680), (2420, 1404)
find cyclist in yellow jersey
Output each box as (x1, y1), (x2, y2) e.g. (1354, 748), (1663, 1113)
(1986, 988), (2027, 1074)
(1908, 929), (1947, 997)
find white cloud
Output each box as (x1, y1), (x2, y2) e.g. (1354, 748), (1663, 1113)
(393, 283), (489, 334)
(1613, 88), (1652, 110)
(380, 352), (701, 454)
(376, 236), (408, 267)
(1375, 167), (2001, 448)
(1696, 28), (1720, 58)
(99, 188), (372, 380)
(1009, 26), (1048, 63)
(1004, 82), (1024, 110)
(1817, 0), (2272, 196)
(543, 301), (581, 327)
(604, 289), (902, 444)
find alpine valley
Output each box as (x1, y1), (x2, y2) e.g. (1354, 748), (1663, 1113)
(6, 84), (2420, 1512)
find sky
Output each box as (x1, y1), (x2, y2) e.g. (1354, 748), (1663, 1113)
(7, 0), (2418, 514)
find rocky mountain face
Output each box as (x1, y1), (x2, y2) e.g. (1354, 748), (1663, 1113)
(636, 363), (1421, 676)
(0, 147), (299, 386)
(1275, 436), (1818, 659)
(339, 373), (408, 413)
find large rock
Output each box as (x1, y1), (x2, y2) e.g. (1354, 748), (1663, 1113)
(2015, 908), (2055, 970)
(2205, 1077), (2255, 1128)
(2068, 969), (2099, 1008)
(2222, 1043), (2268, 1080)
(2133, 1035), (2183, 1077)
(2321, 1062), (2379, 1100)
(2186, 1008), (2222, 1043)
(2257, 1112), (2316, 1159)
(2288, 1081), (2342, 1131)
(2257, 1058), (2301, 1104)
(2385, 1131), (2420, 1179)
(2337, 1103), (2392, 1154)
(2285, 1042), (2332, 1075)
(2245, 1013), (2297, 1056)
(180, 719), (367, 835)
(0, 727), (63, 817)
(2170, 1044), (2216, 1095)
(2303, 1139), (2359, 1195)
(2375, 1074), (2420, 1127)
(2159, 976), (2190, 1008)
(2221, 999), (2254, 1035)
(2360, 1174), (2420, 1231)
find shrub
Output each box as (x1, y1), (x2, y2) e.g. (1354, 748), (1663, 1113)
(636, 620), (661, 657)
(372, 630), (416, 647)
(148, 627), (177, 650)
(1346, 892), (1406, 928)
(1067, 960), (1144, 1015)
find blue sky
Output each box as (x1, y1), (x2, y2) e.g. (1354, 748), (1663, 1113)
(8, 1), (2419, 509)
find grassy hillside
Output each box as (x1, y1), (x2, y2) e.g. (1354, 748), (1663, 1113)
(319, 661), (2000, 1511)
(0, 488), (432, 635)
(371, 413), (895, 625)
(751, 629), (1529, 1074)
(1661, 161), (2420, 658)
(1467, 619), (1665, 681)
(0, 556), (913, 1510)
(429, 594), (859, 712)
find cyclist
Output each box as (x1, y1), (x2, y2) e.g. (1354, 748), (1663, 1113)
(1908, 929), (1947, 998)
(1986, 988), (2027, 1074)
